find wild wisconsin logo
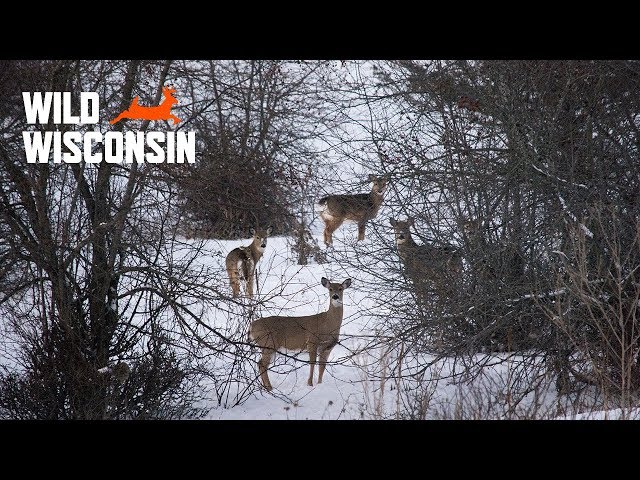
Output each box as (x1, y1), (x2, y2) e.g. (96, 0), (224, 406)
(22, 85), (195, 164)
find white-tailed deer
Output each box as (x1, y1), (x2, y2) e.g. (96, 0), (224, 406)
(390, 217), (462, 300)
(317, 174), (389, 245)
(225, 226), (273, 298)
(249, 277), (352, 391)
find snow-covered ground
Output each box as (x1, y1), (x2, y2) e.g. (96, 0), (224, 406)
(556, 408), (640, 420)
(187, 221), (391, 419)
(177, 223), (619, 420)
(0, 206), (633, 419)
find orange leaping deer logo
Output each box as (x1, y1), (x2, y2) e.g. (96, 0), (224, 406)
(110, 85), (181, 125)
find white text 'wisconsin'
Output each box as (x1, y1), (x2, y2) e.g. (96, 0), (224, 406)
(22, 131), (196, 164)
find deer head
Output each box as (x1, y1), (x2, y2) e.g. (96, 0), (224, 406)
(389, 217), (415, 245)
(321, 276), (352, 307)
(249, 226), (273, 252)
(369, 174), (389, 196)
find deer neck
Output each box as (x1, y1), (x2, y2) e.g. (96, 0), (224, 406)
(249, 239), (265, 262)
(407, 235), (418, 248)
(398, 235), (418, 250)
(369, 189), (385, 209)
(325, 301), (344, 328)
(397, 235), (418, 261)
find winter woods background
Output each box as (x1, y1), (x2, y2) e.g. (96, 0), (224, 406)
(1, 60), (640, 419)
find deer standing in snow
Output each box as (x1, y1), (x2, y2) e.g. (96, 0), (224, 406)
(249, 277), (352, 391)
(390, 217), (462, 301)
(317, 174), (389, 246)
(225, 226), (273, 298)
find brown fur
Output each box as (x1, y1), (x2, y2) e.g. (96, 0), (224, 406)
(318, 174), (388, 245)
(249, 277), (352, 391)
(225, 226), (273, 298)
(390, 217), (462, 301)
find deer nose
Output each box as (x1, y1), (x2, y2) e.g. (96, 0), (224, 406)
(261, 243), (266, 248)
(332, 294), (339, 300)
(399, 234), (405, 240)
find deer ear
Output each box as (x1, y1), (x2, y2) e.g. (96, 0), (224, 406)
(407, 217), (415, 226)
(389, 217), (396, 226)
(342, 278), (352, 289)
(266, 226), (273, 235)
(321, 277), (329, 288)
(368, 174), (376, 182)
(249, 227), (256, 235)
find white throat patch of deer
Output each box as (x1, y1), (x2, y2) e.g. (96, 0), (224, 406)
(317, 174), (389, 245)
(389, 217), (463, 300)
(225, 226), (273, 298)
(249, 277), (352, 391)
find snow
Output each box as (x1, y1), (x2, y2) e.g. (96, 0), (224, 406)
(530, 163), (589, 190)
(176, 229), (612, 420)
(189, 230), (383, 419)
(558, 194), (594, 238)
(1, 61), (635, 420)
(557, 408), (640, 420)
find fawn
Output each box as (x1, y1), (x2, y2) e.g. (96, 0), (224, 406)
(110, 86), (181, 125)
(317, 174), (389, 245)
(390, 217), (462, 300)
(249, 277), (352, 391)
(225, 226), (273, 298)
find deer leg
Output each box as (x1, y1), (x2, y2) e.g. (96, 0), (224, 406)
(323, 221), (332, 246)
(254, 267), (259, 296)
(307, 344), (318, 386)
(318, 344), (335, 384)
(258, 348), (274, 391)
(320, 215), (330, 246)
(227, 268), (240, 298)
(324, 220), (340, 246)
(357, 222), (366, 241)
(246, 270), (255, 298)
